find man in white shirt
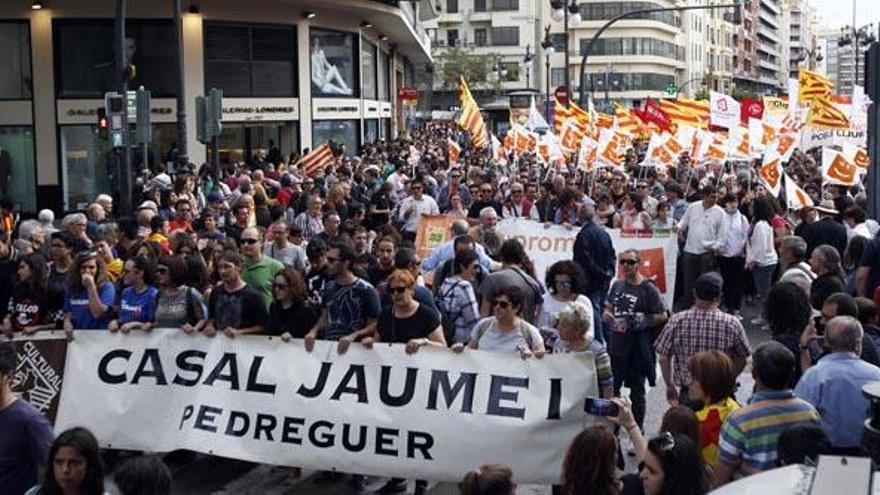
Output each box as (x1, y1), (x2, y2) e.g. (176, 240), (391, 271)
(676, 185), (725, 310)
(398, 177), (439, 242)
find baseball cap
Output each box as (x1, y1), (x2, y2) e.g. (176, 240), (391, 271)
(694, 272), (723, 301)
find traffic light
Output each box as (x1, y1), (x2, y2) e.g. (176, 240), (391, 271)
(97, 108), (109, 130)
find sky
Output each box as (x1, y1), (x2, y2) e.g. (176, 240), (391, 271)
(810, 0), (880, 30)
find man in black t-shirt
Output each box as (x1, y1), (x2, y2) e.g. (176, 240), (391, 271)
(204, 250), (267, 337)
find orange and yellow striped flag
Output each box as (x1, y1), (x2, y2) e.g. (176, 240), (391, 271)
(553, 98), (570, 134)
(798, 69), (834, 104)
(457, 76), (488, 149)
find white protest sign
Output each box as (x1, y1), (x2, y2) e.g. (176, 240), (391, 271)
(56, 330), (597, 483)
(498, 219), (679, 308)
(710, 91), (741, 129)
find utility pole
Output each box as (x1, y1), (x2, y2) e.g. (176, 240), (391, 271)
(114, 0), (133, 213)
(172, 0), (188, 170)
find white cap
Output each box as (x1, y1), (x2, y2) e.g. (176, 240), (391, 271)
(137, 200), (158, 212)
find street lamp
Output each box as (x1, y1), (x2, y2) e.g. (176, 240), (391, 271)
(541, 26), (555, 122)
(523, 44), (533, 89)
(797, 46), (823, 70)
(549, 0), (581, 106)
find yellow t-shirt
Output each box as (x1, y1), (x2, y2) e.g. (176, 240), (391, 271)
(105, 258), (123, 282)
(697, 397), (740, 468)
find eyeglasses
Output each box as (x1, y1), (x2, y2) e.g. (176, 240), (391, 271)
(555, 280), (572, 287)
(481, 189), (492, 193)
(388, 286), (409, 294)
(512, 190), (523, 194)
(273, 283), (289, 289)
(240, 238), (260, 245)
(636, 185), (647, 189)
(156, 267), (168, 274)
(493, 299), (512, 309)
(619, 259), (638, 265)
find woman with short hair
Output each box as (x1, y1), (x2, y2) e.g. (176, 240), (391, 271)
(154, 255), (206, 332)
(555, 303), (614, 399)
(687, 350), (740, 469)
(454, 285), (545, 359)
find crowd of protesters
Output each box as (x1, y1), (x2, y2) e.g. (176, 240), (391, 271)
(2, 119), (880, 494)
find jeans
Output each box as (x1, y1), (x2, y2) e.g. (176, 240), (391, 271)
(752, 263), (777, 301)
(679, 252), (717, 310)
(587, 290), (608, 344)
(615, 367), (647, 430)
(718, 256), (745, 312)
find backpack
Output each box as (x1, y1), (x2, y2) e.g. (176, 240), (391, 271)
(437, 280), (462, 345)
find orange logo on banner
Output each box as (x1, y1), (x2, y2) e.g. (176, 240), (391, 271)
(707, 144), (726, 160)
(759, 158), (781, 189)
(795, 189), (811, 208)
(828, 154), (857, 184)
(761, 124), (776, 146)
(853, 148), (870, 169)
(652, 145), (674, 165)
(736, 137), (750, 157)
(616, 248), (667, 293)
(664, 137), (683, 155)
(776, 134), (796, 155)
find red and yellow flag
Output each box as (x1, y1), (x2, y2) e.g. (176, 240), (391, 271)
(457, 76), (488, 149)
(798, 69), (834, 104)
(806, 96), (851, 130)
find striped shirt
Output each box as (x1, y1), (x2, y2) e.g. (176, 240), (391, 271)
(556, 338), (614, 392)
(718, 390), (820, 478)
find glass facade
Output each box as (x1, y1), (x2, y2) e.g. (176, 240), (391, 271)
(0, 22), (31, 99)
(204, 23), (297, 97)
(364, 118), (379, 145)
(0, 127), (35, 212)
(60, 125), (176, 211)
(213, 123), (295, 166)
(310, 28), (359, 97)
(54, 20), (178, 98)
(580, 2), (679, 27)
(587, 72), (675, 92)
(362, 40), (378, 100)
(378, 50), (390, 101)
(313, 120), (359, 156)
(580, 38), (685, 61)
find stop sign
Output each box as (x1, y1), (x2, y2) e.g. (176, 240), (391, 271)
(554, 85), (569, 105)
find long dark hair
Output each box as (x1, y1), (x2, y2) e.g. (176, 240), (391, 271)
(67, 251), (109, 294)
(40, 427), (105, 495)
(561, 425), (619, 495)
(646, 433), (709, 495)
(15, 253), (47, 300)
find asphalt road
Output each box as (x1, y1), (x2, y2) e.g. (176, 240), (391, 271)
(167, 303), (770, 494)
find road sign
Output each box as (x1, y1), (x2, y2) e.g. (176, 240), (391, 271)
(554, 85), (568, 105)
(666, 83), (677, 96)
(127, 90), (137, 120)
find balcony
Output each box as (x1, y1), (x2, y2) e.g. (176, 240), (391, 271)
(757, 26), (780, 44)
(759, 0), (781, 15)
(758, 57), (780, 71)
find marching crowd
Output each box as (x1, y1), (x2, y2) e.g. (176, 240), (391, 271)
(2, 119), (880, 494)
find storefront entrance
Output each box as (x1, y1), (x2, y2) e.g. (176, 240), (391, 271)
(216, 122), (298, 167)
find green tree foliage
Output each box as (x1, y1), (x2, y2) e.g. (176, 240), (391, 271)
(435, 48), (498, 91)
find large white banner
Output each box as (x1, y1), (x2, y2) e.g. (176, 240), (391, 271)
(499, 219), (679, 308)
(56, 330), (597, 483)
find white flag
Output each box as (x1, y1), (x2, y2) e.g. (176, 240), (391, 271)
(709, 91), (741, 129)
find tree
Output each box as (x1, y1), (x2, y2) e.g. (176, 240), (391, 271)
(434, 48), (498, 92)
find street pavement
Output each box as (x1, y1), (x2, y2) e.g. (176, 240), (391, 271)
(169, 302), (770, 494)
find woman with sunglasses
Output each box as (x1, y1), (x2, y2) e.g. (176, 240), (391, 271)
(26, 427), (105, 495)
(271, 268), (318, 341)
(109, 256), (158, 334)
(537, 260), (594, 347)
(453, 285), (545, 359)
(637, 432), (709, 495)
(63, 252), (115, 336)
(154, 255), (206, 332)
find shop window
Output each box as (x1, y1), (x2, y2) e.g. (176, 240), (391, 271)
(378, 50), (390, 101)
(55, 20), (178, 98)
(364, 119), (379, 145)
(0, 127), (35, 212)
(362, 40), (378, 100)
(60, 126), (112, 210)
(0, 23), (31, 99)
(205, 23), (296, 97)
(313, 120), (359, 156)
(310, 28), (359, 98)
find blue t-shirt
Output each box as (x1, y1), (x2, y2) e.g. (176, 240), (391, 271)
(0, 399), (55, 495)
(119, 285), (159, 324)
(64, 282), (115, 329)
(321, 278), (381, 341)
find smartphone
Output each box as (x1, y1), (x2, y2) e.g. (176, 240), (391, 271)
(584, 397), (620, 417)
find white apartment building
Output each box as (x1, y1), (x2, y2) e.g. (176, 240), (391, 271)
(551, 0), (686, 109)
(784, 0), (820, 78)
(423, 0), (541, 113)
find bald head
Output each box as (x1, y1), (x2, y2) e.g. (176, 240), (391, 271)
(825, 315), (863, 354)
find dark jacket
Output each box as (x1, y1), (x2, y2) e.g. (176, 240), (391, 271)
(573, 220), (616, 294)
(810, 272), (845, 310)
(806, 217), (848, 258)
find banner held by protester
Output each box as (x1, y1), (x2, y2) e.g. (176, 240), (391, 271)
(55, 330), (598, 483)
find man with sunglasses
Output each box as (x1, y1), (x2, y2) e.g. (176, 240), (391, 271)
(239, 228), (284, 311)
(604, 249), (668, 435)
(397, 177), (439, 242)
(466, 183), (502, 225)
(437, 168), (471, 212)
(502, 183), (539, 221)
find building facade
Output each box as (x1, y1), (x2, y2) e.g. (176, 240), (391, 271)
(565, 0), (685, 109)
(784, 0), (819, 78)
(0, 0), (435, 213)
(733, 0), (786, 95)
(422, 0), (541, 126)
